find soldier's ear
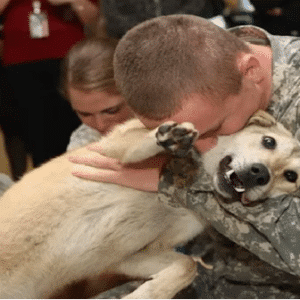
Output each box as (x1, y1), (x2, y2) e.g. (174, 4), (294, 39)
(246, 110), (276, 128)
(237, 53), (264, 84)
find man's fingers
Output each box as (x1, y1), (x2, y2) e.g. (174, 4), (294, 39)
(68, 152), (122, 171)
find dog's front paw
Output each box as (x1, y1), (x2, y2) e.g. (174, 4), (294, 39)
(156, 122), (199, 157)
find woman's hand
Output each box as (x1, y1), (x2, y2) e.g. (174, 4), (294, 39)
(68, 143), (165, 192)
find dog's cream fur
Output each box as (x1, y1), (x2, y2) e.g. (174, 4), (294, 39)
(0, 119), (204, 299)
(1, 111), (300, 298)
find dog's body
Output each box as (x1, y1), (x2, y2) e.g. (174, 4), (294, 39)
(0, 119), (204, 299)
(1, 111), (300, 298)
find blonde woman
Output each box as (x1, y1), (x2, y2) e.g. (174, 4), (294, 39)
(63, 38), (134, 151)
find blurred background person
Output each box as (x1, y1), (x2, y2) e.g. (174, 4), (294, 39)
(0, 0), (98, 173)
(251, 0), (300, 36)
(0, 15), (27, 180)
(99, 0), (226, 39)
(223, 0), (255, 26)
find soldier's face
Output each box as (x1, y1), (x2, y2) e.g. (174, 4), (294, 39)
(138, 91), (263, 153)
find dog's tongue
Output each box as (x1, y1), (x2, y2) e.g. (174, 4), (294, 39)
(241, 193), (250, 205)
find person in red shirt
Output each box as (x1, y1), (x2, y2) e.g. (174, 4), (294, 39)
(0, 0), (98, 169)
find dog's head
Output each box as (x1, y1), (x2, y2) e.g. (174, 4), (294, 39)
(203, 110), (300, 205)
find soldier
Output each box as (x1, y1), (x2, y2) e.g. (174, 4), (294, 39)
(70, 15), (300, 298)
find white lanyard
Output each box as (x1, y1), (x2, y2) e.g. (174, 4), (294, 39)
(29, 1), (49, 39)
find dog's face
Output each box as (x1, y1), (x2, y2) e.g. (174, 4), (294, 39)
(203, 111), (300, 205)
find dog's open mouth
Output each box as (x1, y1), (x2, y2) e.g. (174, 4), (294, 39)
(217, 156), (250, 205)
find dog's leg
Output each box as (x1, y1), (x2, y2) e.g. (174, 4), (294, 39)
(120, 129), (164, 164)
(114, 250), (197, 299)
(121, 121), (198, 163)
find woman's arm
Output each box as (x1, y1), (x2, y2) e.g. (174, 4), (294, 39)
(68, 143), (165, 192)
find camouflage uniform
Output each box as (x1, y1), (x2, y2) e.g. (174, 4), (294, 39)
(159, 26), (300, 298)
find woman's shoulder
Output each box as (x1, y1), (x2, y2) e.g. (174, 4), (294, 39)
(67, 123), (101, 151)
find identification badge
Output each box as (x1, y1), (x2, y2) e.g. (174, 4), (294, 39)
(29, 1), (49, 39)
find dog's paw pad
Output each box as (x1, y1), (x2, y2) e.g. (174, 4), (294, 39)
(156, 122), (198, 156)
(157, 121), (178, 135)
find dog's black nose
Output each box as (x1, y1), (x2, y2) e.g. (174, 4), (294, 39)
(237, 163), (270, 189)
(249, 163), (270, 186)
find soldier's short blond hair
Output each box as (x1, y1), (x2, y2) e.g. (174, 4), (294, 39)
(114, 15), (251, 120)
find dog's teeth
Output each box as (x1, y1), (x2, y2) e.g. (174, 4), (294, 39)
(234, 186), (246, 193)
(225, 169), (235, 178)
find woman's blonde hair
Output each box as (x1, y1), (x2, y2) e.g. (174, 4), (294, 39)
(63, 38), (119, 98)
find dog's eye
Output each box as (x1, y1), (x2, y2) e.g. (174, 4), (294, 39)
(262, 136), (276, 149)
(284, 170), (298, 183)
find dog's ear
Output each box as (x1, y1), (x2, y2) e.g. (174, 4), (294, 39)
(246, 110), (276, 128)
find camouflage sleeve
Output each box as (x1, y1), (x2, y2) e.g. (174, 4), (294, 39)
(190, 190), (300, 276)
